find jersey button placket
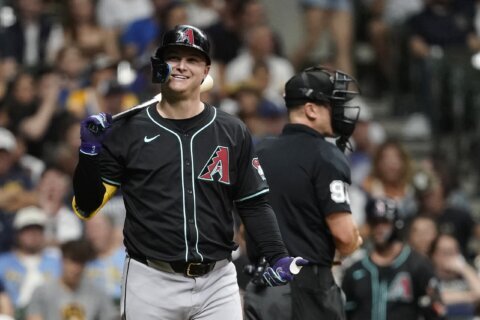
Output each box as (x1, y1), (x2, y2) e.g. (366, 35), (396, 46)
(181, 131), (198, 260)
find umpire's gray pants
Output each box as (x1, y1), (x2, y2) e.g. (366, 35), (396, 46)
(121, 257), (242, 320)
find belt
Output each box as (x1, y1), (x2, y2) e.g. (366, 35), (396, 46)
(131, 255), (230, 277)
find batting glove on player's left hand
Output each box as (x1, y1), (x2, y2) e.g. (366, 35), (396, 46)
(263, 256), (309, 287)
(80, 112), (113, 156)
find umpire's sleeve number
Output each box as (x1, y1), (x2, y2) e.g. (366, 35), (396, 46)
(329, 180), (350, 204)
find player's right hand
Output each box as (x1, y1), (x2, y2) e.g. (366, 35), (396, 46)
(80, 112), (112, 156)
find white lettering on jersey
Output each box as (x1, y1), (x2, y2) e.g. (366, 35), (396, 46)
(329, 180), (350, 204)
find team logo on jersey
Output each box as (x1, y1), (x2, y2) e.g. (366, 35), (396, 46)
(198, 146), (230, 184)
(252, 157), (266, 181)
(388, 272), (413, 302)
(62, 303), (86, 320)
(177, 28), (195, 45)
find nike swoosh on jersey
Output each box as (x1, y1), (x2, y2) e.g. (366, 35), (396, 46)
(144, 135), (160, 143)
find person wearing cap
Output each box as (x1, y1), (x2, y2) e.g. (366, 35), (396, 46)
(26, 239), (118, 320)
(71, 24), (306, 319)
(0, 206), (61, 318)
(243, 66), (363, 320)
(0, 128), (39, 253)
(342, 197), (446, 320)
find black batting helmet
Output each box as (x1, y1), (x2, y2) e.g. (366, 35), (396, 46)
(366, 197), (404, 242)
(366, 197), (399, 224)
(154, 24), (211, 65)
(151, 25), (211, 83)
(283, 66), (360, 139)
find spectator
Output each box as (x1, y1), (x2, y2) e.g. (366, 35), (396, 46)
(121, 1), (190, 98)
(407, 0), (480, 136)
(121, 0), (172, 63)
(0, 278), (14, 319)
(428, 154), (471, 212)
(96, 0), (153, 32)
(0, 206), (61, 318)
(66, 55), (138, 119)
(342, 198), (445, 320)
(62, 0), (120, 61)
(362, 139), (417, 219)
(1, 0), (64, 71)
(84, 214), (125, 306)
(53, 45), (89, 110)
(36, 167), (83, 251)
(222, 62), (287, 140)
(186, 0), (222, 29)
(26, 239), (118, 320)
(364, 0), (423, 93)
(236, 0), (284, 57)
(204, 0), (243, 73)
(416, 175), (474, 259)
(347, 99), (386, 239)
(42, 113), (81, 178)
(225, 24), (294, 103)
(348, 99), (386, 187)
(92, 196), (126, 249)
(0, 128), (38, 253)
(4, 70), (61, 158)
(430, 233), (480, 319)
(407, 215), (439, 257)
(290, 0), (354, 74)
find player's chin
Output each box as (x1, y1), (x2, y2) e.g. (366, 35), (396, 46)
(168, 80), (200, 92)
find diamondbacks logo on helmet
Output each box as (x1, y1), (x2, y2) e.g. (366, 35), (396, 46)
(252, 158), (266, 181)
(199, 146), (230, 184)
(177, 28), (195, 45)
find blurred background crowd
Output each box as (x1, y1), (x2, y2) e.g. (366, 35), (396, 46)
(0, 0), (480, 319)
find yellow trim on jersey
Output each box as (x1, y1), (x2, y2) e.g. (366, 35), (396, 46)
(72, 182), (118, 220)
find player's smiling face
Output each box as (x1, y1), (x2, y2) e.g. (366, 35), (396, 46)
(163, 46), (209, 94)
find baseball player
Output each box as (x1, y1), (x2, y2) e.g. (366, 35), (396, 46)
(342, 197), (446, 320)
(243, 66), (363, 320)
(71, 24), (307, 320)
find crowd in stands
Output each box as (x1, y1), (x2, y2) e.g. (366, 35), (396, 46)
(0, 0), (480, 319)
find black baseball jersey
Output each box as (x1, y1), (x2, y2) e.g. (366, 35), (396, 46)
(96, 104), (276, 262)
(342, 245), (444, 320)
(254, 124), (352, 266)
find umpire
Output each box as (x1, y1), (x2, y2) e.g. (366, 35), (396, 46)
(244, 66), (363, 320)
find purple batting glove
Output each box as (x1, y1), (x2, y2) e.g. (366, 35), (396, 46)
(262, 256), (309, 287)
(80, 112), (113, 155)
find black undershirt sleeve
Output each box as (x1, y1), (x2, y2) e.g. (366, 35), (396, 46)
(236, 193), (289, 265)
(73, 153), (106, 213)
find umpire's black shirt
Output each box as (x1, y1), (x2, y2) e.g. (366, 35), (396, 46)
(73, 104), (288, 264)
(255, 124), (352, 267)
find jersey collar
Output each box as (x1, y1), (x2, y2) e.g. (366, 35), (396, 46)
(148, 103), (214, 133)
(282, 123), (325, 139)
